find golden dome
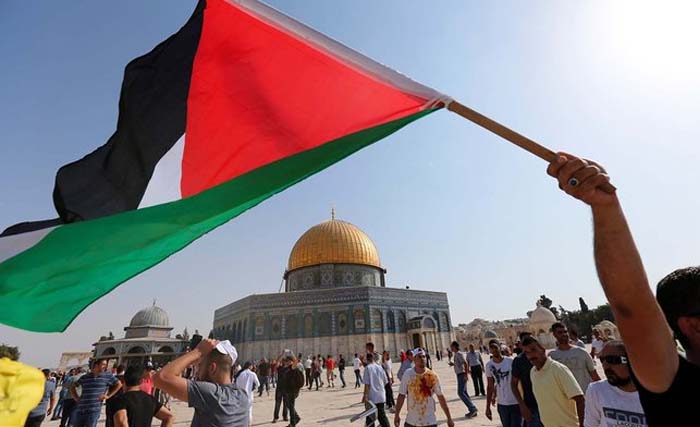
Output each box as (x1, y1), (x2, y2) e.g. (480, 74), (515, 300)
(288, 218), (381, 271)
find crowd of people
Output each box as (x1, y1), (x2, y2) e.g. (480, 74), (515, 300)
(22, 155), (700, 427)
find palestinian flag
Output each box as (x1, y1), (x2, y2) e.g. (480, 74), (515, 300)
(0, 0), (448, 332)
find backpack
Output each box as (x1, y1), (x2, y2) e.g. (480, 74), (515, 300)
(288, 367), (305, 391)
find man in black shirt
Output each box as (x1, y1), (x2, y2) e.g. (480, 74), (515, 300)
(510, 332), (541, 427)
(113, 366), (173, 427)
(338, 354), (347, 388)
(547, 152), (700, 426)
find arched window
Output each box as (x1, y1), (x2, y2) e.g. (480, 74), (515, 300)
(397, 311), (407, 333)
(386, 311), (396, 332)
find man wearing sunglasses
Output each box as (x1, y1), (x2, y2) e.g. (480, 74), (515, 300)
(584, 341), (646, 427)
(547, 153), (700, 426)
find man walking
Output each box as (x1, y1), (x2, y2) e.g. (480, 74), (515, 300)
(25, 369), (56, 427)
(325, 355), (335, 388)
(546, 152), (700, 425)
(338, 354), (347, 387)
(278, 354), (304, 427)
(466, 344), (485, 396)
(511, 332), (542, 427)
(70, 360), (122, 427)
(522, 336), (584, 427)
(362, 353), (390, 427)
(154, 339), (249, 427)
(394, 348), (454, 427)
(584, 341), (646, 427)
(485, 340), (520, 427)
(353, 353), (362, 388)
(113, 366), (174, 427)
(550, 322), (600, 392)
(304, 355), (312, 388)
(272, 355), (289, 424)
(235, 361), (260, 424)
(257, 358), (271, 397)
(396, 351), (413, 383)
(449, 341), (477, 418)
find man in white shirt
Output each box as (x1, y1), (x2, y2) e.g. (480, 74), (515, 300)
(235, 361), (260, 424)
(485, 340), (521, 427)
(394, 348), (454, 427)
(304, 356), (312, 388)
(362, 352), (390, 427)
(353, 353), (362, 389)
(585, 341), (647, 427)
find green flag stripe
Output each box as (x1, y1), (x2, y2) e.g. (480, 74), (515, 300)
(0, 108), (437, 332)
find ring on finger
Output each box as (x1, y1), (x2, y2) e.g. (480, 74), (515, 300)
(568, 177), (579, 187)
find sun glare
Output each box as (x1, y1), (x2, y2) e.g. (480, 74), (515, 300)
(605, 1), (700, 83)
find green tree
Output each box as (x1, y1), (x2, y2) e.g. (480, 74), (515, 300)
(579, 297), (590, 313)
(537, 294), (559, 318)
(0, 344), (20, 361)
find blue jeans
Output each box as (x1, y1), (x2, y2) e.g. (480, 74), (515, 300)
(71, 410), (100, 427)
(497, 404), (521, 427)
(524, 407), (543, 427)
(456, 373), (478, 414)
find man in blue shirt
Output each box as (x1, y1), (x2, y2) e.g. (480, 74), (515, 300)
(70, 360), (122, 427)
(25, 368), (56, 427)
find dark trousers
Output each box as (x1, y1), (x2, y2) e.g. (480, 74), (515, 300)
(24, 415), (45, 427)
(273, 387), (288, 420)
(283, 394), (299, 426)
(258, 376), (270, 396)
(309, 373), (320, 390)
(384, 383), (395, 408)
(59, 399), (76, 427)
(497, 404), (522, 427)
(470, 365), (485, 396)
(305, 368), (311, 387)
(366, 402), (390, 427)
(354, 369), (362, 388)
(339, 368), (346, 387)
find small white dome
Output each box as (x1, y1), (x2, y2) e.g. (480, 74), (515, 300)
(529, 305), (557, 324)
(129, 305), (170, 327)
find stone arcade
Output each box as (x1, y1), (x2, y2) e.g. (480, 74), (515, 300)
(213, 215), (455, 361)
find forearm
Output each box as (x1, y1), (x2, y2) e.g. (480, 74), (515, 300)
(70, 385), (79, 401)
(107, 382), (122, 399)
(510, 379), (525, 407)
(592, 201), (677, 387)
(161, 349), (202, 379)
(573, 395), (585, 426)
(486, 384), (494, 407)
(592, 201), (653, 314)
(437, 395), (452, 420)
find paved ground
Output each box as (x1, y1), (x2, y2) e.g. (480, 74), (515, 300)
(44, 359), (500, 427)
(44, 353), (606, 427)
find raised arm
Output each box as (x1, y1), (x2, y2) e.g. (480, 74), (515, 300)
(547, 153), (678, 392)
(154, 339), (218, 402)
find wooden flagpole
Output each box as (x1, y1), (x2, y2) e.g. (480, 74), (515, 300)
(447, 100), (616, 193)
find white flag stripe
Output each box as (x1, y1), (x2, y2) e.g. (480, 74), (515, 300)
(0, 226), (56, 264)
(138, 134), (186, 209)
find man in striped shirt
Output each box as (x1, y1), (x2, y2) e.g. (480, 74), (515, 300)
(70, 359), (122, 427)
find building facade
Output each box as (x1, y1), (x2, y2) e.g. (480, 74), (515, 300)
(93, 304), (189, 367)
(213, 216), (454, 361)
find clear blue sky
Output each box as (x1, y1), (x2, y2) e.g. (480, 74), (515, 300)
(2, 1), (699, 368)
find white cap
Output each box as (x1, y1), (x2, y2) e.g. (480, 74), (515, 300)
(215, 340), (238, 365)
